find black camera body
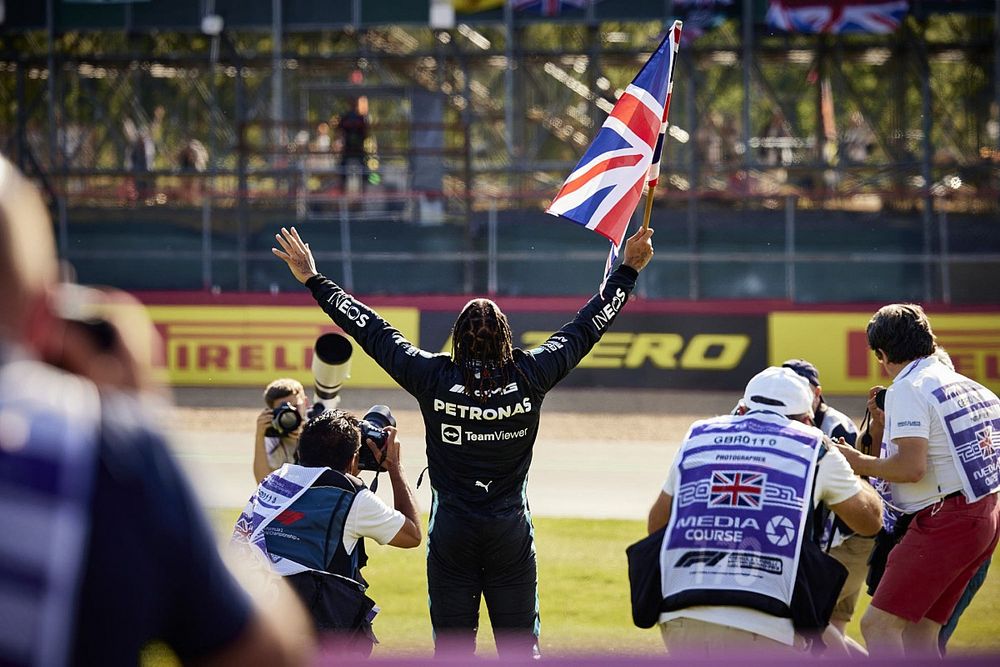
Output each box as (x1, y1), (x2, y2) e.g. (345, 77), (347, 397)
(875, 388), (887, 411)
(358, 404), (396, 472)
(266, 402), (303, 437)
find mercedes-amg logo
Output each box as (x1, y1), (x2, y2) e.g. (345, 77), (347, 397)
(441, 424), (462, 445)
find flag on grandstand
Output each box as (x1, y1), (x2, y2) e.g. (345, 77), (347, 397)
(766, 0), (909, 34)
(511, 0), (592, 17)
(546, 22), (681, 284)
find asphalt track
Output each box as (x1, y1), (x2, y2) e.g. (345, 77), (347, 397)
(167, 386), (870, 519)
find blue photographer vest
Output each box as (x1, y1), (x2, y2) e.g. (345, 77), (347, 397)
(661, 411), (823, 617)
(265, 469), (366, 579)
(234, 464), (366, 581)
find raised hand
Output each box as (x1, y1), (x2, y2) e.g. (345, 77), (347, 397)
(622, 227), (654, 272)
(272, 227), (318, 284)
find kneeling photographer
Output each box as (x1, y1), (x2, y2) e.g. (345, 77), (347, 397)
(234, 407), (422, 656)
(253, 334), (355, 483)
(253, 378), (310, 483)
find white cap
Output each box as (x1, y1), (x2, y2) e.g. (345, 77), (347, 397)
(743, 366), (814, 417)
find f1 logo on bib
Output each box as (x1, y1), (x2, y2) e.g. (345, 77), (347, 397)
(441, 424), (462, 445)
(765, 515), (796, 547)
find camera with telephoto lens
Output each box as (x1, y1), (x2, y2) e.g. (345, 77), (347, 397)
(875, 388), (887, 411)
(267, 402), (303, 437)
(307, 333), (354, 420)
(358, 405), (396, 472)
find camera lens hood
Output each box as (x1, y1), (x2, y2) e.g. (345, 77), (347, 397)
(363, 404), (396, 429)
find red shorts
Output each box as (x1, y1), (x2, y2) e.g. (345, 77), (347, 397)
(872, 492), (1000, 624)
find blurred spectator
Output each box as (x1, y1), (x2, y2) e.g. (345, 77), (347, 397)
(759, 110), (793, 168)
(696, 111), (725, 167)
(719, 113), (741, 165)
(308, 122), (335, 191)
(842, 111), (875, 164)
(0, 153), (311, 667)
(314, 121), (333, 154)
(336, 98), (369, 194)
(123, 117), (155, 201)
(177, 138), (208, 204)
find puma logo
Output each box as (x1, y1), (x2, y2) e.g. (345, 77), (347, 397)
(475, 480), (493, 493)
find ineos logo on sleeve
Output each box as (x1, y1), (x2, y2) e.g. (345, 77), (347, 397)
(441, 424), (462, 445)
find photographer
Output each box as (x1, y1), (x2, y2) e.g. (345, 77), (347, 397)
(234, 409), (421, 656)
(646, 366), (882, 656)
(273, 224), (654, 657)
(835, 304), (1000, 656)
(253, 378), (310, 483)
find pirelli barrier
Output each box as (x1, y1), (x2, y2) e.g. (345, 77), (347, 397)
(138, 294), (1000, 395)
(145, 303), (418, 387)
(769, 312), (1000, 395)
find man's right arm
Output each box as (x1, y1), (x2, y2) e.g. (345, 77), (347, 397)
(647, 451), (680, 534)
(836, 382), (929, 483)
(273, 226), (442, 396)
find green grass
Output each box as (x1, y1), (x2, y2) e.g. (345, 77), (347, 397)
(205, 509), (663, 657)
(187, 510), (1000, 659)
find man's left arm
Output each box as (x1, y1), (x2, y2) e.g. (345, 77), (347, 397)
(525, 228), (653, 392)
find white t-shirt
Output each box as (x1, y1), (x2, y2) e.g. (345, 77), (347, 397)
(342, 488), (405, 556)
(265, 435), (298, 469)
(658, 419), (865, 645)
(884, 357), (964, 513)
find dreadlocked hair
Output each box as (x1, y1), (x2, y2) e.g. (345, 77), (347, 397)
(451, 298), (523, 403)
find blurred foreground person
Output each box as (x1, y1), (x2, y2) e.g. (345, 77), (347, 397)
(837, 304), (1000, 656)
(234, 410), (421, 656)
(645, 367), (882, 657)
(274, 224), (654, 657)
(0, 154), (310, 667)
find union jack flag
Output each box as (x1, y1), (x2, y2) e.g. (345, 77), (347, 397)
(766, 0), (909, 34)
(709, 471), (766, 509)
(511, 0), (592, 16)
(546, 22), (681, 280)
(646, 24), (682, 188)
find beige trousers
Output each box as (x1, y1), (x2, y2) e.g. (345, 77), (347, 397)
(660, 617), (801, 657)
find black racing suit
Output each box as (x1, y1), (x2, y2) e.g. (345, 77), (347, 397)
(305, 264), (639, 656)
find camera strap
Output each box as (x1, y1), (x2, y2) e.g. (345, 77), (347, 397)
(858, 408), (874, 458)
(368, 447), (392, 493)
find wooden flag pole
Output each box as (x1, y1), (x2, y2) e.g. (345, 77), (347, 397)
(641, 185), (656, 231)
